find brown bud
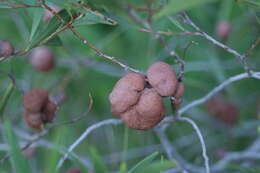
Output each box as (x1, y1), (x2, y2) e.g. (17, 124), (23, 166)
(121, 89), (165, 130)
(30, 47), (55, 72)
(109, 73), (145, 115)
(0, 40), (14, 58)
(216, 21), (232, 41)
(65, 168), (82, 173)
(43, 5), (61, 22)
(147, 62), (178, 96)
(23, 88), (49, 113)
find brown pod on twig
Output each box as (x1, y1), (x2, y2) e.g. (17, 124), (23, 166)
(147, 61), (178, 96)
(0, 40), (14, 58)
(109, 72), (145, 116)
(43, 5), (61, 22)
(30, 47), (55, 72)
(121, 88), (165, 130)
(23, 88), (57, 129)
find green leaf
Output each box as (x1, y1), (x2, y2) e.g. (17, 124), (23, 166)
(27, 9), (77, 50)
(135, 160), (176, 173)
(45, 36), (63, 46)
(127, 152), (159, 173)
(89, 147), (107, 173)
(29, 8), (44, 41)
(4, 120), (32, 173)
(71, 3), (117, 26)
(154, 0), (219, 20)
(0, 83), (14, 118)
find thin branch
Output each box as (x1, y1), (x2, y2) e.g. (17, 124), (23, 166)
(181, 13), (252, 75)
(52, 94), (93, 127)
(56, 119), (122, 170)
(155, 126), (190, 173)
(139, 28), (200, 37)
(244, 36), (260, 57)
(177, 117), (210, 173)
(127, 8), (186, 80)
(41, 2), (142, 74)
(177, 72), (260, 116)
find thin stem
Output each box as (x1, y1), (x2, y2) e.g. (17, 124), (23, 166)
(177, 117), (210, 173)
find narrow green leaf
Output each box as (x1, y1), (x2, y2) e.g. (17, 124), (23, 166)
(0, 83), (14, 118)
(45, 36), (63, 46)
(155, 0), (219, 20)
(127, 152), (159, 173)
(89, 147), (107, 173)
(4, 120), (32, 173)
(71, 3), (117, 26)
(29, 8), (44, 41)
(27, 9), (77, 50)
(135, 160), (176, 173)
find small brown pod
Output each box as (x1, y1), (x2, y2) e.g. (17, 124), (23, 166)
(30, 47), (55, 72)
(109, 72), (145, 115)
(147, 62), (178, 96)
(43, 5), (61, 22)
(23, 88), (49, 113)
(121, 89), (165, 130)
(0, 40), (14, 58)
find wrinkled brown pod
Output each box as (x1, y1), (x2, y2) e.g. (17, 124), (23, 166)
(30, 47), (55, 72)
(109, 72), (145, 116)
(0, 40), (14, 58)
(147, 61), (178, 96)
(23, 88), (57, 129)
(120, 88), (165, 130)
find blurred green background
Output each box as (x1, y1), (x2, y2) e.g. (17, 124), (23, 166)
(0, 0), (260, 173)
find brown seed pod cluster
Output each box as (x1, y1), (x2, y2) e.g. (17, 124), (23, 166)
(0, 40), (14, 58)
(109, 61), (185, 130)
(207, 97), (238, 126)
(43, 5), (61, 22)
(30, 47), (55, 72)
(23, 88), (57, 129)
(65, 168), (82, 173)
